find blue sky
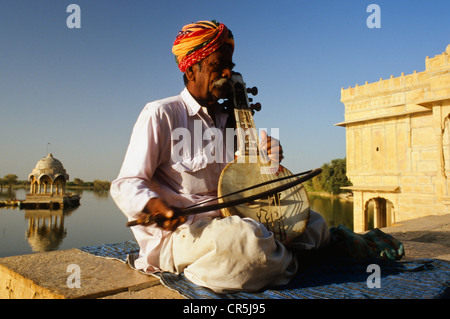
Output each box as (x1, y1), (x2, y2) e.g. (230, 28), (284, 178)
(1, 0), (449, 181)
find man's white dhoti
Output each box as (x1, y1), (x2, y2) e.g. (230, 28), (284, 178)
(159, 215), (297, 293)
(158, 211), (330, 293)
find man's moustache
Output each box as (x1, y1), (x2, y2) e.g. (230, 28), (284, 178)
(213, 78), (231, 89)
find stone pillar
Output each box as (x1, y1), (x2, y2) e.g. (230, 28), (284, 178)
(435, 104), (446, 201)
(372, 198), (387, 229)
(353, 191), (365, 232)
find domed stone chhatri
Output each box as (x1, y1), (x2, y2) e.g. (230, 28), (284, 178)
(28, 153), (69, 195)
(23, 153), (80, 209)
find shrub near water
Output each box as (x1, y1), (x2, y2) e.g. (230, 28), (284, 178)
(305, 158), (352, 195)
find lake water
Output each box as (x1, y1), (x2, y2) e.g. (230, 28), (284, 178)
(0, 188), (353, 258)
(309, 194), (354, 230)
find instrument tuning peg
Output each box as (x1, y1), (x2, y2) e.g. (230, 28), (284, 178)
(250, 102), (262, 112)
(247, 87), (258, 96)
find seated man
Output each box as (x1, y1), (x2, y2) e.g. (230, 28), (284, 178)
(110, 20), (330, 293)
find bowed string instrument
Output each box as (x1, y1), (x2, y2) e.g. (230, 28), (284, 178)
(127, 72), (321, 244)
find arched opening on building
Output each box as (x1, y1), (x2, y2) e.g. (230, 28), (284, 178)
(53, 175), (66, 195)
(39, 175), (53, 194)
(364, 197), (394, 230)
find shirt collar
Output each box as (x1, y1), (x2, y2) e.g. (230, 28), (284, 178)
(180, 87), (202, 116)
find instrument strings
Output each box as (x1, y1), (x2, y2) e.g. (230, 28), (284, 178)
(240, 108), (288, 241)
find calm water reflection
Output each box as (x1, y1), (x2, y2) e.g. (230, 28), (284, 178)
(0, 188), (133, 258)
(1, 189), (353, 258)
(309, 194), (354, 230)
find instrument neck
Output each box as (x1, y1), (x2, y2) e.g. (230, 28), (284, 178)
(234, 108), (259, 157)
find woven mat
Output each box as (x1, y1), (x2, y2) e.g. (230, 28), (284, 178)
(78, 240), (450, 299)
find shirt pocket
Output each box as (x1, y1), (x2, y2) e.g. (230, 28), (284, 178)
(171, 153), (209, 173)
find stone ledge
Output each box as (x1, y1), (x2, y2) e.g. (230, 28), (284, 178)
(341, 185), (400, 192)
(0, 249), (182, 299)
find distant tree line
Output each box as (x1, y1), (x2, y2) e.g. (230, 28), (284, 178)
(0, 174), (110, 192)
(67, 178), (111, 191)
(304, 158), (352, 194)
(0, 174), (19, 191)
(67, 178), (92, 187)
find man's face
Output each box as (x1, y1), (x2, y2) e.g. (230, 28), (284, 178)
(187, 45), (235, 106)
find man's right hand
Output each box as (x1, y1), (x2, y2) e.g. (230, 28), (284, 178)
(136, 198), (186, 231)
